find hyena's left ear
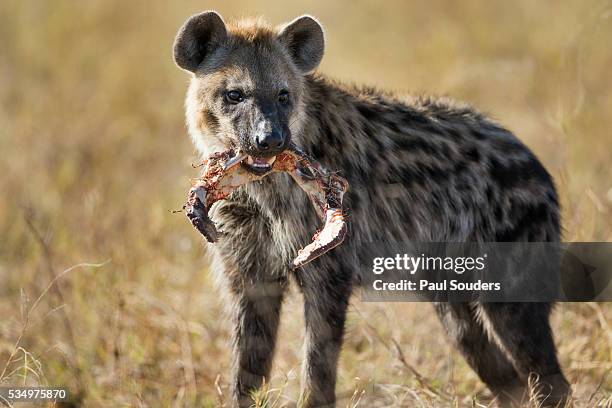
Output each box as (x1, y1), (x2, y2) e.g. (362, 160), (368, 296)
(278, 15), (325, 73)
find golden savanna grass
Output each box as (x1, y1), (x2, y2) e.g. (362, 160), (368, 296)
(0, 1), (611, 406)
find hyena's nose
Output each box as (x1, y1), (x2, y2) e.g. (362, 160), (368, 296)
(255, 130), (285, 154)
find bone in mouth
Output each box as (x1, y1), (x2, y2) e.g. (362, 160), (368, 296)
(184, 143), (349, 268)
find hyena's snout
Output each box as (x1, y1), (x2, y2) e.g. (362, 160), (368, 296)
(240, 119), (291, 175)
(250, 115), (291, 157)
(254, 127), (287, 155)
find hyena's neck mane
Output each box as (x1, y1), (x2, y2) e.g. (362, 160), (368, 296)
(299, 74), (385, 161)
(297, 74), (481, 167)
(296, 73), (509, 176)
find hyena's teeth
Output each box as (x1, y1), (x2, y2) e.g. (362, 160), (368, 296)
(246, 155), (276, 168)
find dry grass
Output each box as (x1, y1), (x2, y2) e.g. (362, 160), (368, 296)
(0, 0), (611, 406)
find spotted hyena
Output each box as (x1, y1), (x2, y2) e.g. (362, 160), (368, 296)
(173, 11), (571, 408)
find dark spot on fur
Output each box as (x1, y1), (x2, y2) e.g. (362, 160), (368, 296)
(356, 103), (380, 121)
(445, 127), (464, 141)
(494, 138), (526, 153)
(409, 169), (425, 186)
(409, 117), (440, 135)
(321, 121), (339, 148)
(453, 161), (468, 174)
(440, 143), (452, 158)
(495, 202), (550, 241)
(362, 123), (385, 153)
(393, 136), (438, 156)
(462, 146), (481, 162)
(494, 205), (503, 222)
(473, 130), (488, 141)
(423, 164), (448, 184)
(346, 191), (361, 211)
(456, 180), (472, 193)
(389, 122), (401, 133)
(200, 109), (220, 133)
(310, 143), (324, 160)
(489, 156), (552, 190)
(386, 166), (425, 187)
(404, 108), (436, 126)
(485, 186), (494, 202)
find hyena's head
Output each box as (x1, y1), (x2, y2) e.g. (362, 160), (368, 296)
(173, 11), (324, 174)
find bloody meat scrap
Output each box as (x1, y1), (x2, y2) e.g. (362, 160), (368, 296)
(184, 144), (349, 268)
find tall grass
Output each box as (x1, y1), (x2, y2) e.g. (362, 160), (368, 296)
(0, 0), (610, 406)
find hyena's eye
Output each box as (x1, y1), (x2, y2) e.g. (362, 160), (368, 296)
(278, 90), (290, 104)
(225, 90), (245, 104)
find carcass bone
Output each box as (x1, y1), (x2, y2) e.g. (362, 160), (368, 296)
(184, 144), (349, 268)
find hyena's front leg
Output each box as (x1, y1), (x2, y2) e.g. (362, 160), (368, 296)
(210, 199), (288, 407)
(297, 261), (353, 408)
(228, 279), (285, 407)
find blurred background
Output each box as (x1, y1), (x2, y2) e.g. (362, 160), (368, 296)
(0, 1), (611, 406)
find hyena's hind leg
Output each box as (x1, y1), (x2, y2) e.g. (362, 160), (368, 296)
(212, 200), (288, 407)
(435, 303), (527, 407)
(478, 302), (571, 407)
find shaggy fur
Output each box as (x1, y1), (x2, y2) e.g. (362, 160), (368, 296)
(174, 11), (571, 407)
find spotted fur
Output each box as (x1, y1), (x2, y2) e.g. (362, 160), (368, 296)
(174, 11), (570, 407)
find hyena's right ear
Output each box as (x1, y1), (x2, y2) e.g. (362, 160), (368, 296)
(173, 11), (227, 73)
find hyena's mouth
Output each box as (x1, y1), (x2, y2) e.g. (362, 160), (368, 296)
(185, 144), (349, 268)
(241, 155), (277, 176)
